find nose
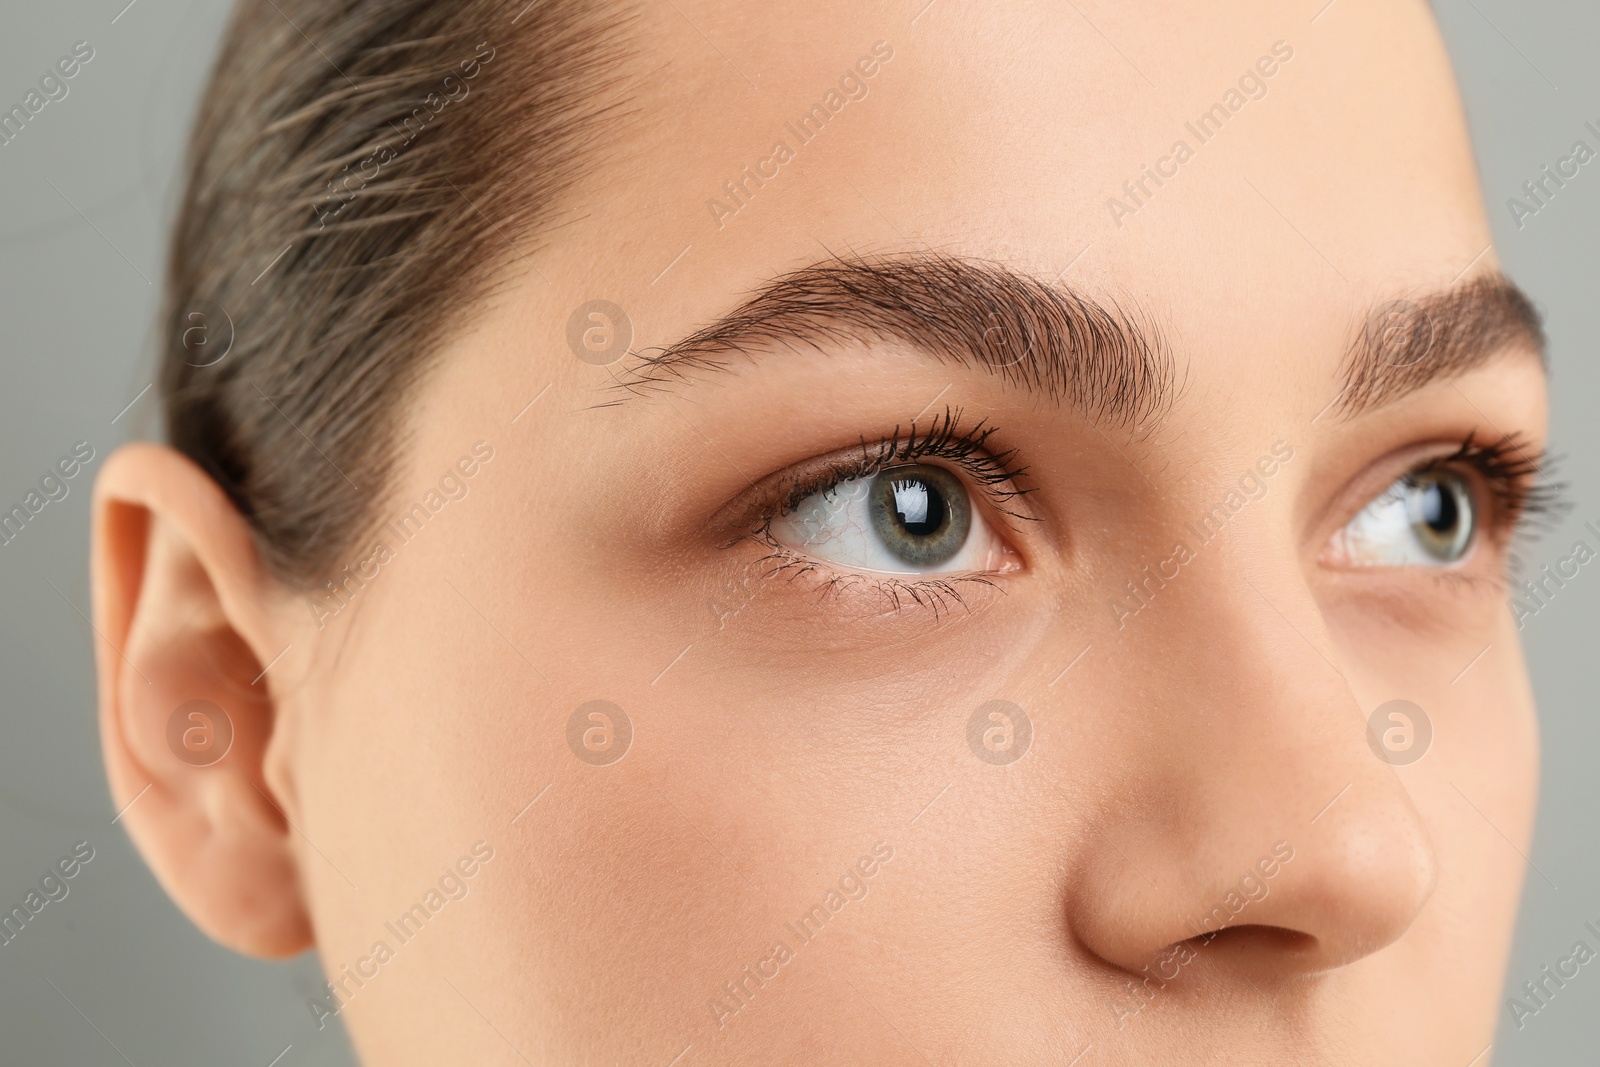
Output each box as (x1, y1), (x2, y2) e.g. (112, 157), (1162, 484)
(1063, 566), (1438, 984)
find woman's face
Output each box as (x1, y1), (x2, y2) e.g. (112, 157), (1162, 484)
(111, 1), (1550, 1063)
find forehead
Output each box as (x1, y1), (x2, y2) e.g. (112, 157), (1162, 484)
(527, 1), (1489, 387)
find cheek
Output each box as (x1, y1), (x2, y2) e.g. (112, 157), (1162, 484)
(292, 509), (1096, 1059)
(289, 542), (816, 1054)
(1351, 613), (1537, 1008)
(1439, 631), (1540, 864)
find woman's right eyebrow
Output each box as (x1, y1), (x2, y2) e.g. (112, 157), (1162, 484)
(601, 252), (1179, 430)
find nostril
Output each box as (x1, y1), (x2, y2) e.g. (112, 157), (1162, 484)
(1100, 924), (1329, 1031)
(1115, 926), (1318, 986)
(1109, 926), (1323, 1004)
(1180, 924), (1318, 960)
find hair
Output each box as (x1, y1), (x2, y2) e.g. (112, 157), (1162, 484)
(160, 0), (631, 584)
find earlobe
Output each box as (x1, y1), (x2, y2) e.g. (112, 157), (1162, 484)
(91, 443), (313, 958)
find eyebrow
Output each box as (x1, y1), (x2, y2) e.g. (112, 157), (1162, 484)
(604, 255), (1544, 430)
(606, 253), (1178, 429)
(1335, 273), (1545, 419)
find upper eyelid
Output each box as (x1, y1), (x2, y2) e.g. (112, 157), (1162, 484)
(1314, 433), (1542, 538)
(768, 458), (1037, 554)
(780, 452), (1028, 518)
(1322, 437), (1553, 569)
(1416, 435), (1561, 532)
(708, 410), (1035, 540)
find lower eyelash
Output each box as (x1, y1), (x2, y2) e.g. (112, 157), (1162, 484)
(752, 548), (1002, 619)
(1424, 567), (1512, 596)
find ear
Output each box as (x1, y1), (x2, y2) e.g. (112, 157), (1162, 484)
(91, 442), (312, 957)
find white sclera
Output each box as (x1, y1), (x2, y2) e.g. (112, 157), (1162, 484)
(770, 469), (1011, 575)
(1328, 472), (1475, 567)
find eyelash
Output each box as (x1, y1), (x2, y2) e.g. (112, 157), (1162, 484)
(1416, 431), (1564, 544)
(734, 421), (1565, 616)
(1408, 433), (1566, 598)
(769, 406), (1032, 521)
(741, 407), (1031, 615)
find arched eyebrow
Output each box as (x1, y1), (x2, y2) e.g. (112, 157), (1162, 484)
(604, 253), (1178, 429)
(1334, 273), (1546, 420)
(600, 256), (1544, 428)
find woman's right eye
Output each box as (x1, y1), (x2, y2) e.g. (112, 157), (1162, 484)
(768, 463), (1019, 576)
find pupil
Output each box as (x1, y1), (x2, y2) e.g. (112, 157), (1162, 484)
(891, 477), (945, 536)
(1419, 478), (1459, 534)
(1406, 470), (1474, 563)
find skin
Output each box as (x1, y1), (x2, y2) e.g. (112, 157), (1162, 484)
(91, 1), (1548, 1064)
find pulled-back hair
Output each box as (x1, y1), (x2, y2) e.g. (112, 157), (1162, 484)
(162, 0), (630, 583)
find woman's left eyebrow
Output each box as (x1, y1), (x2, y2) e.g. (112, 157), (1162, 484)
(1334, 272), (1546, 420)
(602, 252), (1179, 431)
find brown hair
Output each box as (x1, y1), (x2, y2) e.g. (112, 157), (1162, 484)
(161, 0), (630, 584)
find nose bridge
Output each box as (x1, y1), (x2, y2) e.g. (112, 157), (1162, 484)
(1066, 537), (1438, 976)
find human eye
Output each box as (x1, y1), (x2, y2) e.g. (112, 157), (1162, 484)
(1322, 433), (1559, 569)
(739, 408), (1028, 607)
(771, 461), (1016, 575)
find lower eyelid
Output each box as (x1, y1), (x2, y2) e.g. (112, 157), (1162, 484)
(749, 546), (1008, 616)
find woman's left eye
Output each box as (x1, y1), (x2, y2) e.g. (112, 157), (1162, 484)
(768, 463), (1020, 575)
(1325, 468), (1477, 567)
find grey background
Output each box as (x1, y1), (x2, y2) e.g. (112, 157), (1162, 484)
(0, 1), (1593, 1063)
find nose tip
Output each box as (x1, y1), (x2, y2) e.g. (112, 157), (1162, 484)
(1070, 781), (1438, 982)
(1271, 787), (1439, 971)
